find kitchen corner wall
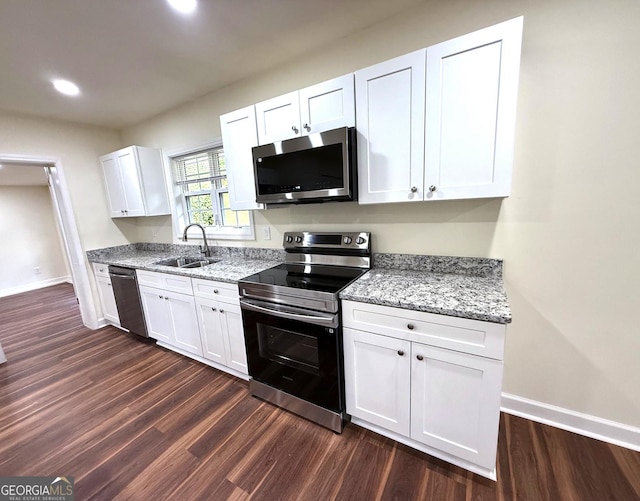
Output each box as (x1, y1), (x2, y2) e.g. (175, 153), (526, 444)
(122, 0), (640, 430)
(0, 111), (129, 250)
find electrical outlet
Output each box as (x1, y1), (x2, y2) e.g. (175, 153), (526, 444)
(34, 266), (41, 274)
(262, 226), (271, 240)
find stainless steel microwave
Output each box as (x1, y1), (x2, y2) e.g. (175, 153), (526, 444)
(252, 126), (357, 205)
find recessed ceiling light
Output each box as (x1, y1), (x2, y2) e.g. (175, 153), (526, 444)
(167, 0), (197, 14)
(52, 79), (80, 97)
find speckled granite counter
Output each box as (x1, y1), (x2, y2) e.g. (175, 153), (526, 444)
(86, 243), (284, 284)
(340, 253), (511, 324)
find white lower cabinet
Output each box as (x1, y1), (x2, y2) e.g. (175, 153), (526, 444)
(137, 271), (249, 379)
(92, 263), (119, 326)
(139, 285), (203, 357)
(192, 278), (248, 378)
(342, 300), (506, 480)
(343, 328), (411, 435)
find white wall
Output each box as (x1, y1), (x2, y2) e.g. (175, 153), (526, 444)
(0, 110), (129, 250)
(0, 185), (69, 294)
(0, 110), (125, 311)
(119, 0), (640, 430)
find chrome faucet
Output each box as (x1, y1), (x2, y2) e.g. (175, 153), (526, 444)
(182, 223), (212, 257)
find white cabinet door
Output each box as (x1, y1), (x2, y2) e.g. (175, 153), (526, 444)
(166, 290), (203, 357)
(219, 302), (248, 374)
(410, 343), (503, 470)
(116, 147), (146, 216)
(425, 17), (523, 200)
(139, 286), (172, 343)
(100, 154), (127, 218)
(220, 106), (263, 210)
(195, 297), (226, 365)
(344, 327), (411, 435)
(95, 275), (119, 324)
(299, 74), (355, 134)
(355, 50), (426, 204)
(255, 91), (301, 145)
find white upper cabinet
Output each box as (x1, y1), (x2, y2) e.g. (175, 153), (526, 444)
(355, 50), (426, 204)
(99, 145), (170, 218)
(255, 91), (301, 144)
(220, 106), (263, 210)
(356, 17), (523, 204)
(255, 74), (355, 145)
(298, 74), (355, 135)
(425, 17), (523, 200)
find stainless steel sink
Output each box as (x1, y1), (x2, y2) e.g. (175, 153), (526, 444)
(153, 256), (220, 268)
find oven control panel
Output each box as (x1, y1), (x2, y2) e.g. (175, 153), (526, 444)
(283, 231), (370, 251)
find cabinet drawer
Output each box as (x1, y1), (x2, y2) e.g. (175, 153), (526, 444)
(136, 269), (193, 295)
(342, 300), (505, 360)
(191, 278), (239, 304)
(92, 262), (110, 277)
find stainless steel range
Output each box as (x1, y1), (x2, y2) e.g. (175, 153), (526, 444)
(238, 231), (371, 433)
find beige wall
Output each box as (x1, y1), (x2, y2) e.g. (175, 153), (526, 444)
(0, 111), (129, 249)
(119, 0), (640, 429)
(0, 185), (69, 292)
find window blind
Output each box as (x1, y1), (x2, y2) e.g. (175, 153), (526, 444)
(173, 148), (226, 186)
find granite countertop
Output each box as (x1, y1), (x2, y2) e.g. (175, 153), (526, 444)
(86, 243), (283, 284)
(340, 254), (512, 324)
(87, 244), (511, 323)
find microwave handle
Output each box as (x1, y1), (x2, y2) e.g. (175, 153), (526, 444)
(240, 298), (338, 328)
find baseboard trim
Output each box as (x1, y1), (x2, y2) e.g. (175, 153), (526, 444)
(0, 276), (72, 298)
(501, 393), (640, 452)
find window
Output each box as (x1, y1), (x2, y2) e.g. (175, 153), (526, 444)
(171, 142), (254, 240)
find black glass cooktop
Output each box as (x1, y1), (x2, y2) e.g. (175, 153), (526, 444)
(240, 263), (366, 294)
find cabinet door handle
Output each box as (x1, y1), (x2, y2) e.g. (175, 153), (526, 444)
(211, 307), (217, 312)
(219, 309), (225, 314)
(428, 185), (437, 192)
(410, 186), (418, 193)
(397, 350), (404, 356)
(291, 125), (299, 134)
(407, 323), (415, 330)
(213, 289), (219, 294)
(158, 295), (163, 299)
(303, 123), (311, 132)
(416, 354), (424, 361)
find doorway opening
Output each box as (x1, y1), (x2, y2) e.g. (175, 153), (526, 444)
(0, 154), (97, 328)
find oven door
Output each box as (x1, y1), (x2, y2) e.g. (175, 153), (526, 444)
(240, 298), (343, 412)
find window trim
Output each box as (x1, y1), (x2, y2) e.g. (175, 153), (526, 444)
(163, 138), (255, 241)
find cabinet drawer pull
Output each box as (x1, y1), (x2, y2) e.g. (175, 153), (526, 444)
(397, 350), (404, 356)
(407, 323), (415, 330)
(213, 289), (219, 294)
(416, 354), (424, 361)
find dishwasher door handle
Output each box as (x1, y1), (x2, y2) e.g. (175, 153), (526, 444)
(109, 273), (136, 280)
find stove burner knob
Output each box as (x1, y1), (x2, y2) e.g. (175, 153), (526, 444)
(295, 236), (303, 243)
(343, 236), (353, 245)
(356, 236), (366, 245)
(285, 235), (293, 243)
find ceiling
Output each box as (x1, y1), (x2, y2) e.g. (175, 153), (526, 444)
(0, 0), (424, 129)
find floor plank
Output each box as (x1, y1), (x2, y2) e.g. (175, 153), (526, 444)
(1, 283), (639, 500)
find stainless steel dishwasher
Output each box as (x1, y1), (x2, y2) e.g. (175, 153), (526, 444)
(108, 265), (149, 338)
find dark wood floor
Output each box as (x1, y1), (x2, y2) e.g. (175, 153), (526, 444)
(1, 283), (639, 500)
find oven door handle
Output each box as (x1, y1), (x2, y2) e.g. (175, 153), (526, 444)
(240, 299), (339, 328)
